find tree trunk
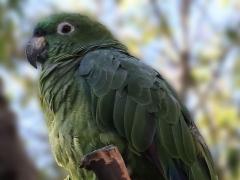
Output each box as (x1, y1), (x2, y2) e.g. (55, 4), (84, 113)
(0, 78), (38, 180)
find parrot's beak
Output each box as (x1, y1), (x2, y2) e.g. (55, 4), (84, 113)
(25, 36), (47, 68)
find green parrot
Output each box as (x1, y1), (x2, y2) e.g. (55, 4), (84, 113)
(26, 13), (218, 180)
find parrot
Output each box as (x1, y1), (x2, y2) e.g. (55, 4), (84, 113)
(26, 13), (218, 180)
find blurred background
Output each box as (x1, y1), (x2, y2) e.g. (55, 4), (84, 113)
(0, 0), (240, 179)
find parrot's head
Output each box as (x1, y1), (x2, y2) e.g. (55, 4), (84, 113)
(26, 13), (116, 68)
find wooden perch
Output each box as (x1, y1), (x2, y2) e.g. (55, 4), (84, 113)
(80, 145), (131, 180)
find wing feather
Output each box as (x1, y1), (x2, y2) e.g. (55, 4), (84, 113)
(78, 49), (217, 180)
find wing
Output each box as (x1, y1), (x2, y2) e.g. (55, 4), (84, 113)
(78, 48), (218, 180)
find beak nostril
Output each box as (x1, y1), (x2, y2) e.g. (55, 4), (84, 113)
(32, 37), (46, 49)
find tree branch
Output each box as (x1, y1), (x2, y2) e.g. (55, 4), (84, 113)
(80, 145), (131, 180)
(150, 0), (179, 51)
(178, 0), (194, 101)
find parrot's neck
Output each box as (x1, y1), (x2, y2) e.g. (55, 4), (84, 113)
(45, 40), (128, 65)
(39, 41), (128, 115)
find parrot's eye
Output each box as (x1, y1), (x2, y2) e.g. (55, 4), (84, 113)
(57, 22), (75, 35)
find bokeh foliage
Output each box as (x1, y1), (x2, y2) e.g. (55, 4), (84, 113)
(0, 0), (240, 180)
(0, 0), (20, 66)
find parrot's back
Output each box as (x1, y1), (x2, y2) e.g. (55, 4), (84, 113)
(39, 47), (218, 180)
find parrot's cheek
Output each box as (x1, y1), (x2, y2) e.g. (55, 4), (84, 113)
(26, 36), (48, 68)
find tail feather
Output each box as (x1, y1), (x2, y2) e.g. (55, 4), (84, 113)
(145, 144), (166, 178)
(151, 135), (218, 180)
(168, 161), (187, 180)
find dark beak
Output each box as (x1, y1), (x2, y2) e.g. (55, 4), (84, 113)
(25, 37), (47, 68)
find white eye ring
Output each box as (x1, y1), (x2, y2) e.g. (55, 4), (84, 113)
(57, 22), (75, 35)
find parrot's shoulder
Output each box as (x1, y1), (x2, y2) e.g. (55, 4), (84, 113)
(78, 48), (162, 98)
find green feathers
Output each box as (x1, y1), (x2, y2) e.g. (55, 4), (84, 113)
(78, 48), (217, 179)
(32, 13), (218, 180)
